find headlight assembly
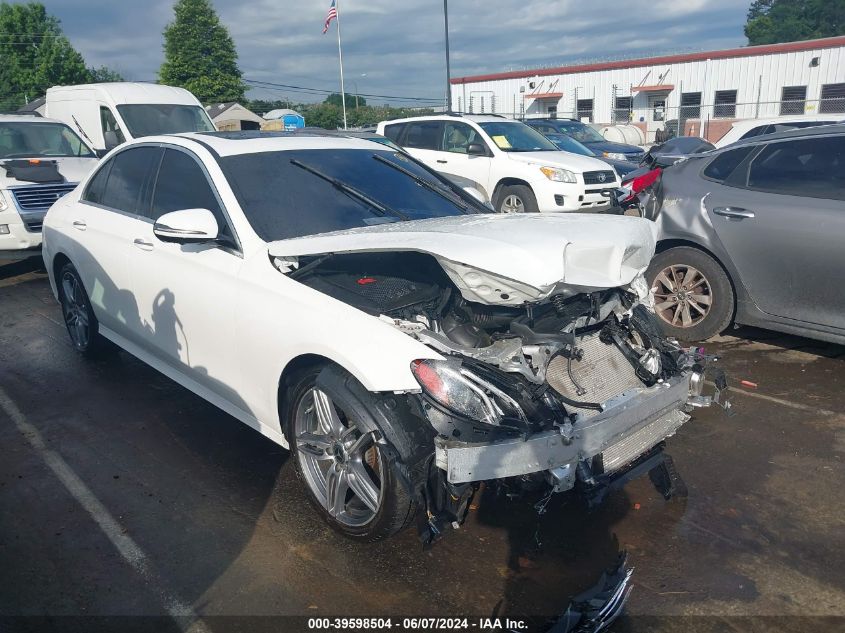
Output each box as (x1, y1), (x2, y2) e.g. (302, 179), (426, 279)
(539, 166), (577, 184)
(411, 359), (527, 425)
(0, 191), (8, 212)
(603, 152), (627, 161)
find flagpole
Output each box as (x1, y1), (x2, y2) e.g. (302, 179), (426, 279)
(335, 0), (348, 130)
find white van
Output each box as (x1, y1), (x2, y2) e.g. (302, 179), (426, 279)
(45, 82), (216, 153)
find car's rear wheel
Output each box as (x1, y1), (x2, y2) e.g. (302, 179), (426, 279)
(496, 184), (538, 214)
(646, 246), (734, 341)
(58, 262), (106, 356)
(287, 366), (416, 541)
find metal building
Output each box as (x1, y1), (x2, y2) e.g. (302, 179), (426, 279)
(450, 36), (845, 142)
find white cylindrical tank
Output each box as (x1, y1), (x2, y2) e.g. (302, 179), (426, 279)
(598, 125), (645, 146)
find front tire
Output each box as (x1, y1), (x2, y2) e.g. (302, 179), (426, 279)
(286, 365), (417, 541)
(496, 184), (539, 213)
(646, 246), (734, 341)
(58, 262), (107, 356)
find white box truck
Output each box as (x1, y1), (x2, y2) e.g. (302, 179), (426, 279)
(45, 82), (216, 154)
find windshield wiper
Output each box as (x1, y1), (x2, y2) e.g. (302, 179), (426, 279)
(372, 154), (480, 213)
(290, 159), (409, 220)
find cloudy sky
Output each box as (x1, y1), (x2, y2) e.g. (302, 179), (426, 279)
(43, 0), (750, 105)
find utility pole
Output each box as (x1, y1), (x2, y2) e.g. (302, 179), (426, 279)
(444, 0), (452, 112)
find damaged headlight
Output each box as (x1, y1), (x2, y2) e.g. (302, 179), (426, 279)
(411, 359), (503, 426)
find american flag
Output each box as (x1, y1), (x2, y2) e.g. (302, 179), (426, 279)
(322, 0), (337, 34)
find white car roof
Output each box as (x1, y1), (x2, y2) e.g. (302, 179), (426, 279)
(0, 114), (67, 124)
(164, 131), (394, 157)
(381, 114), (516, 126)
(46, 82), (200, 106)
(729, 114), (839, 131)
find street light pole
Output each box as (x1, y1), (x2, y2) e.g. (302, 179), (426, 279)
(444, 0), (452, 113)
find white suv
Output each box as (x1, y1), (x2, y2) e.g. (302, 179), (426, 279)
(377, 115), (621, 213)
(0, 115), (98, 255)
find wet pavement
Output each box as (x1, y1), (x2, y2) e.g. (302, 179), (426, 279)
(1, 258), (844, 632)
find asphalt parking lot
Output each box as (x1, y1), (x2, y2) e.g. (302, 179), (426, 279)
(1, 257), (844, 633)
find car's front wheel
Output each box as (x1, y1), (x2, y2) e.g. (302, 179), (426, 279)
(496, 184), (539, 213)
(646, 246), (734, 341)
(287, 366), (417, 541)
(58, 262), (107, 356)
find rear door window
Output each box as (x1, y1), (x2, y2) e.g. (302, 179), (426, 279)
(702, 145), (756, 183)
(402, 121), (443, 150)
(381, 123), (405, 143)
(747, 136), (845, 200)
(97, 146), (162, 214)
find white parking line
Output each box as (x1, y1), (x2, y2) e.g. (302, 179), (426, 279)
(0, 386), (210, 633)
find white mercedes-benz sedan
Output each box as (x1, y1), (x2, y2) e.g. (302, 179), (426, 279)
(42, 131), (723, 542)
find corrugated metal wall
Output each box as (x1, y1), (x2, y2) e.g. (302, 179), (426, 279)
(450, 44), (845, 140)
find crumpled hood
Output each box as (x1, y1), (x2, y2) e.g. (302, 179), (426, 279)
(505, 150), (614, 174)
(268, 214), (657, 306)
(0, 157), (97, 187)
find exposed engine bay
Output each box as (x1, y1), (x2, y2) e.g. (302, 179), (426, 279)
(285, 248), (727, 542)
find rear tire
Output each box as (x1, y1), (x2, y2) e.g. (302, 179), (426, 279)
(58, 262), (107, 357)
(646, 247), (734, 342)
(286, 364), (417, 541)
(496, 184), (539, 214)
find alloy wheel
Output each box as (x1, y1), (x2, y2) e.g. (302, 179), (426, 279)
(61, 272), (91, 349)
(294, 387), (383, 527)
(500, 194), (525, 213)
(652, 264), (713, 328)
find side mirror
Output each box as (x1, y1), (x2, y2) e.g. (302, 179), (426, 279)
(467, 143), (488, 156)
(103, 130), (121, 150)
(153, 208), (219, 244)
(95, 149), (110, 159)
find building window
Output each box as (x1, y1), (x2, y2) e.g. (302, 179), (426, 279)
(612, 96), (631, 123)
(576, 98), (593, 122)
(456, 96), (462, 112)
(548, 105), (557, 118)
(820, 83), (845, 113)
(680, 92), (702, 119)
(480, 97), (485, 114)
(780, 86), (807, 115)
(714, 90), (737, 118)
(468, 96), (474, 114)
(491, 95), (496, 114)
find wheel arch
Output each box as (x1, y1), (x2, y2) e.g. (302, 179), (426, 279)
(51, 252), (72, 298)
(492, 177), (533, 205)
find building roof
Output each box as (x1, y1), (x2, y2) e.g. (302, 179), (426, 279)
(206, 102), (239, 118)
(451, 35), (845, 85)
(16, 96), (45, 113)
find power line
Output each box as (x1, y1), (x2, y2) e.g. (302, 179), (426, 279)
(246, 78), (442, 103)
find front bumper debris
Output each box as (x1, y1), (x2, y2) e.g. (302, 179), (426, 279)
(435, 373), (692, 486)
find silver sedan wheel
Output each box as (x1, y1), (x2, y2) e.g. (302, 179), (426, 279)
(500, 194), (525, 213)
(652, 264), (713, 328)
(61, 272), (91, 349)
(294, 387), (383, 527)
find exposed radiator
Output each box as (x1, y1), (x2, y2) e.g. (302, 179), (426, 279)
(546, 332), (644, 420)
(602, 409), (689, 473)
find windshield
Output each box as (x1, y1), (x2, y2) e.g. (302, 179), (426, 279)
(477, 122), (558, 152)
(116, 104), (215, 137)
(220, 149), (482, 241)
(544, 133), (595, 156)
(0, 122), (95, 159)
(552, 121), (606, 144)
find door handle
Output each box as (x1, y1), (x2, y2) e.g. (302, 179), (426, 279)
(133, 238), (154, 251)
(713, 207), (755, 220)
(436, 159), (448, 164)
(72, 220), (86, 231)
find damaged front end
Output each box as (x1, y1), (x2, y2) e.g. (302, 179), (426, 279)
(271, 215), (728, 542)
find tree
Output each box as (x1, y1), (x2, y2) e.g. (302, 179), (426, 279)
(325, 92), (366, 108)
(88, 66), (124, 83)
(745, 0), (845, 45)
(0, 2), (90, 109)
(159, 0), (246, 103)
